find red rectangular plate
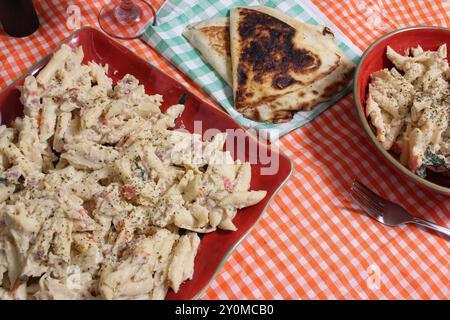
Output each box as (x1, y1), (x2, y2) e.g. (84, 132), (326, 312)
(0, 27), (293, 299)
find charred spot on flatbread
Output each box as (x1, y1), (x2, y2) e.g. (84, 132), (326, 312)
(322, 27), (334, 37)
(200, 26), (231, 58)
(272, 110), (294, 123)
(235, 8), (321, 107)
(272, 74), (296, 89)
(235, 64), (248, 102)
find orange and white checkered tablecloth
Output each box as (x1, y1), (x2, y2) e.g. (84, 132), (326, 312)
(0, 0), (448, 299)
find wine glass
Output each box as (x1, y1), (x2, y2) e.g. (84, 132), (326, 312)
(98, 0), (157, 40)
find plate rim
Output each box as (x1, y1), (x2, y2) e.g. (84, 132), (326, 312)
(353, 25), (450, 196)
(0, 26), (295, 299)
(192, 161), (293, 300)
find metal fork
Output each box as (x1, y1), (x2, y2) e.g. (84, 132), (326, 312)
(350, 180), (450, 238)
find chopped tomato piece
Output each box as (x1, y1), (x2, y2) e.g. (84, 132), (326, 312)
(120, 185), (136, 201)
(223, 176), (233, 192)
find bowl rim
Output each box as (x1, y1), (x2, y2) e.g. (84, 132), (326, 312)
(353, 25), (450, 196)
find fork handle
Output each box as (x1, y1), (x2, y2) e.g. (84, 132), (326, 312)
(411, 217), (450, 237)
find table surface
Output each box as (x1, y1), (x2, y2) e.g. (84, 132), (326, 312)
(0, 0), (448, 299)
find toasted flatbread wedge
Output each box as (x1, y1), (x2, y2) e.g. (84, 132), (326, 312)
(247, 56), (355, 122)
(182, 7), (355, 123)
(230, 6), (341, 112)
(183, 17), (232, 85)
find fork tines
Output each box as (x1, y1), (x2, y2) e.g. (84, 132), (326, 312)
(351, 180), (384, 214)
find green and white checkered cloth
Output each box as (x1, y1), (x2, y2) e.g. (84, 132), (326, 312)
(143, 0), (361, 141)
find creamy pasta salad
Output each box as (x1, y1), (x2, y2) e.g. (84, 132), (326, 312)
(0, 45), (267, 299)
(366, 44), (449, 177)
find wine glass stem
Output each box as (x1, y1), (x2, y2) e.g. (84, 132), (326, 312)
(120, 0), (135, 11)
(116, 0), (141, 23)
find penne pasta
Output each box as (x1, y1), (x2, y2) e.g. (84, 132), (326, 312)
(0, 44), (267, 300)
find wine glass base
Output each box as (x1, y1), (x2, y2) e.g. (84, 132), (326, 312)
(98, 0), (156, 40)
(115, 4), (142, 24)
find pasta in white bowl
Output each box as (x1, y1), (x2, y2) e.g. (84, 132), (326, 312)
(0, 44), (266, 299)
